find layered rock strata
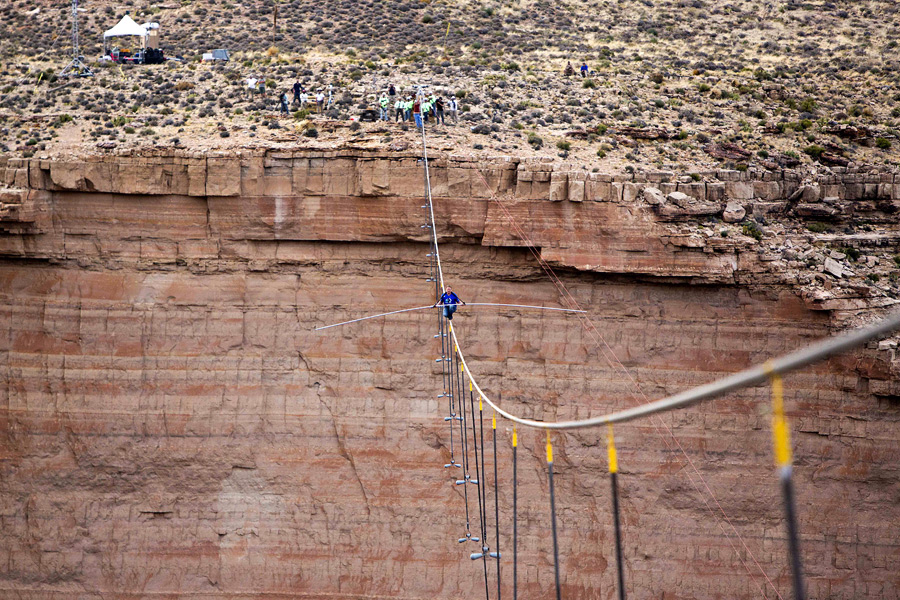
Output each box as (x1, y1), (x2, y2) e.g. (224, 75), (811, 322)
(1, 149), (898, 600)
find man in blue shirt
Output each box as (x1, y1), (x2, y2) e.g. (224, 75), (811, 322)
(433, 286), (466, 320)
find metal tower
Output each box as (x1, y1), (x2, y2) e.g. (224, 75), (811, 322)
(60, 0), (93, 77)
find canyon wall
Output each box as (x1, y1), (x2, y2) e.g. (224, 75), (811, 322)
(1, 149), (899, 600)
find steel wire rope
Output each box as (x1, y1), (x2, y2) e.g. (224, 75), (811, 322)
(467, 370), (491, 600)
(491, 413), (502, 600)
(512, 427), (518, 600)
(462, 172), (895, 596)
(457, 169), (895, 597)
(546, 432), (562, 600)
(459, 351), (488, 543)
(315, 304), (585, 331)
(452, 332), (475, 543)
(449, 180), (781, 598)
(414, 98), (900, 600)
(416, 98), (766, 598)
(478, 394), (490, 556)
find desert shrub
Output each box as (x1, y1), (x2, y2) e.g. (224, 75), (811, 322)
(842, 247), (860, 261)
(806, 222), (828, 233)
(582, 78), (596, 89)
(556, 140), (571, 151)
(422, 15), (433, 23)
(803, 145), (825, 159)
(596, 123), (608, 134)
(799, 97), (817, 112)
(266, 46), (279, 57)
(527, 132), (543, 149)
(742, 221), (763, 241)
(697, 83), (711, 93)
(175, 81), (194, 91)
(876, 137), (892, 149)
(303, 127), (318, 137)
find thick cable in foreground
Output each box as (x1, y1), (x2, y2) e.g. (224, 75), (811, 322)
(444, 309), (900, 430)
(767, 367), (806, 600)
(512, 427), (518, 600)
(546, 431), (562, 600)
(608, 425), (625, 600)
(492, 413), (502, 600)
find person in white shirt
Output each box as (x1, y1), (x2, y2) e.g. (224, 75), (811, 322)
(448, 96), (459, 124)
(245, 77), (258, 99)
(315, 91), (325, 112)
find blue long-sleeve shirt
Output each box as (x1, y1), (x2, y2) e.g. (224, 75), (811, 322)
(438, 292), (462, 305)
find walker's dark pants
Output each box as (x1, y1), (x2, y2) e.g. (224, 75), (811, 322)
(443, 304), (457, 320)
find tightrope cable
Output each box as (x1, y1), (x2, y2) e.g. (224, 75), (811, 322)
(315, 304), (585, 331)
(470, 170), (783, 599)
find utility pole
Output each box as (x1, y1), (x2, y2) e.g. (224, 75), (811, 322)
(60, 0), (93, 77)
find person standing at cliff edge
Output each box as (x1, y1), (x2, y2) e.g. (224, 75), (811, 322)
(433, 286), (466, 320)
(413, 97), (423, 129)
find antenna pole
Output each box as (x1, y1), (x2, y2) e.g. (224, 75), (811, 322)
(60, 0), (94, 78)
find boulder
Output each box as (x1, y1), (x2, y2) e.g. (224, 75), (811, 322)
(795, 203), (839, 218)
(824, 257), (844, 278)
(666, 191), (691, 207)
(722, 201), (746, 223)
(643, 186), (665, 206)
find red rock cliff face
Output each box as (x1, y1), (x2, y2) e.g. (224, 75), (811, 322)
(1, 150), (899, 600)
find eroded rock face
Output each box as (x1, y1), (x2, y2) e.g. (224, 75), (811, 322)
(1, 149), (899, 600)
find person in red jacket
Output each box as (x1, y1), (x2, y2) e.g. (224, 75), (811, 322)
(413, 98), (423, 129)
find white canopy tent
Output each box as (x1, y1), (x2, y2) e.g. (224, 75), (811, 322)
(103, 15), (148, 40)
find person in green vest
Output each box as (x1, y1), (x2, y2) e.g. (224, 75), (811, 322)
(379, 93), (390, 121)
